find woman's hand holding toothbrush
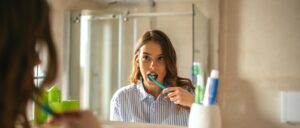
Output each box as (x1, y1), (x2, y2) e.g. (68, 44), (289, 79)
(162, 87), (195, 108)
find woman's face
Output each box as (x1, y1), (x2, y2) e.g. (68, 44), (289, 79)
(137, 41), (167, 88)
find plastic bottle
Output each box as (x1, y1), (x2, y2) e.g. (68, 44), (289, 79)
(48, 85), (62, 113)
(48, 85), (61, 103)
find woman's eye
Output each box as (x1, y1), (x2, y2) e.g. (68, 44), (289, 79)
(142, 55), (150, 61)
(158, 56), (165, 62)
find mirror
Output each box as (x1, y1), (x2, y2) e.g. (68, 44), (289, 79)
(63, 1), (208, 120)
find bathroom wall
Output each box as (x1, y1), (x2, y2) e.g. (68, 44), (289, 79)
(219, 0), (300, 128)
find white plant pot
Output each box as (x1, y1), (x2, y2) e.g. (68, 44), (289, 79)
(188, 103), (221, 128)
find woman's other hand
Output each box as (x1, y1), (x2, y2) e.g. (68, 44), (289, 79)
(162, 87), (195, 108)
(54, 110), (101, 128)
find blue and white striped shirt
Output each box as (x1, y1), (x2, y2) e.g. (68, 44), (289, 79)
(110, 81), (190, 126)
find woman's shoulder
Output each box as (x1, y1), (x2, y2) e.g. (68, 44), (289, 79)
(111, 84), (138, 98)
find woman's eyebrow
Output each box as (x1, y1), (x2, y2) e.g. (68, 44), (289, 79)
(142, 52), (164, 57)
(142, 52), (150, 55)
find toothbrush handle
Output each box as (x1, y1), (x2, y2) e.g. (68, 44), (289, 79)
(153, 80), (166, 89)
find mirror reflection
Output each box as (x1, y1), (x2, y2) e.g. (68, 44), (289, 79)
(64, 1), (208, 124)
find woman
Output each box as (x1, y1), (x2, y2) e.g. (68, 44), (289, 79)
(110, 30), (195, 126)
(0, 0), (100, 128)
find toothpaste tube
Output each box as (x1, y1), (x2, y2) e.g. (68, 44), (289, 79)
(203, 70), (219, 105)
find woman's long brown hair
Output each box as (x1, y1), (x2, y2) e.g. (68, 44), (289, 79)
(0, 0), (58, 127)
(130, 30), (194, 92)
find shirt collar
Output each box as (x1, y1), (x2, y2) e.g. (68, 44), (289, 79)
(137, 81), (166, 101)
(136, 81), (149, 101)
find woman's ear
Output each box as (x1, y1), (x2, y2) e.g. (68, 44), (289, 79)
(135, 55), (139, 63)
(135, 58), (139, 67)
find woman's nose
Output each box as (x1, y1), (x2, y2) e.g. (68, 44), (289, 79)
(149, 60), (158, 69)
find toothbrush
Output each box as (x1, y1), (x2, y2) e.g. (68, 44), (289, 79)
(147, 74), (167, 89)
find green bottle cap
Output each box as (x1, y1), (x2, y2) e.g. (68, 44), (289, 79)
(193, 63), (200, 75)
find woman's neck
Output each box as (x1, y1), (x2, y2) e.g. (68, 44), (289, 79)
(143, 82), (162, 99)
